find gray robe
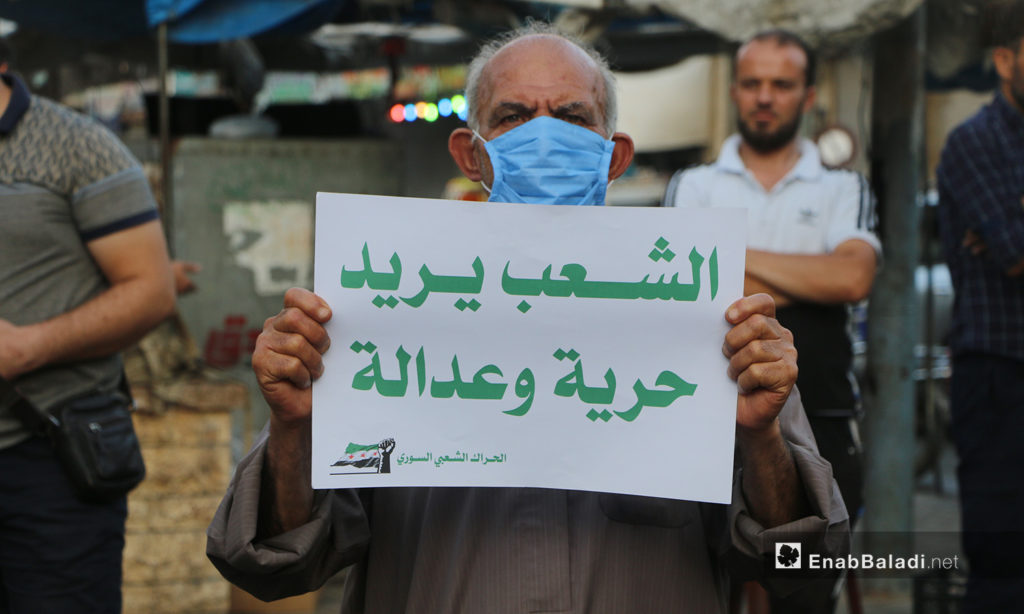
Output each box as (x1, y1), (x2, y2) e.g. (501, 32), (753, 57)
(207, 391), (848, 613)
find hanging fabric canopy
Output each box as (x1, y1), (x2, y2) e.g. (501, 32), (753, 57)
(0, 0), (348, 42)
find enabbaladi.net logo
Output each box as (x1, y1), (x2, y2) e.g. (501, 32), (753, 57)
(804, 552), (960, 572)
(772, 537), (962, 576)
(775, 542), (802, 569)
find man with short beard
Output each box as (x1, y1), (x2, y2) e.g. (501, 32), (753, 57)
(936, 2), (1024, 611)
(664, 29), (880, 614)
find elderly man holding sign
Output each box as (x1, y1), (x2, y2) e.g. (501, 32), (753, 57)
(208, 23), (847, 613)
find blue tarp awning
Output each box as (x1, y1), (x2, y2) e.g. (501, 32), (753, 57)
(0, 0), (347, 42)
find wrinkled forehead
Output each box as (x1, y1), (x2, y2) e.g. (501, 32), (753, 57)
(478, 35), (605, 109)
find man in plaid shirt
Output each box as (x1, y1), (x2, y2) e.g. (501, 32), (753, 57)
(936, 2), (1024, 611)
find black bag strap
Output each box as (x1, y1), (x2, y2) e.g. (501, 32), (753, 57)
(0, 376), (60, 434)
(1, 373), (134, 433)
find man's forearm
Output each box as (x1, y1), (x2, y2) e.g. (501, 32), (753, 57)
(960, 226), (1024, 276)
(737, 420), (809, 528)
(2, 275), (174, 378)
(746, 242), (876, 304)
(744, 274), (793, 307)
(259, 415), (315, 538)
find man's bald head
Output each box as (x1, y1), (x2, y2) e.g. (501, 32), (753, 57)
(464, 24), (618, 137)
(447, 23), (635, 193)
(735, 29), (816, 88)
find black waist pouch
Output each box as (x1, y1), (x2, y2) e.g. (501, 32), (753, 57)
(3, 378), (146, 503)
(48, 391), (146, 503)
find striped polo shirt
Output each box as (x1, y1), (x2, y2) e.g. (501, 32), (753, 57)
(0, 73), (159, 448)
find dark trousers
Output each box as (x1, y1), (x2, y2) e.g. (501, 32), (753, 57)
(951, 353), (1024, 614)
(808, 416), (864, 522)
(0, 435), (126, 614)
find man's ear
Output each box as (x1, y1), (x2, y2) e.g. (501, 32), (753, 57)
(608, 132), (635, 180)
(994, 47), (1014, 82)
(802, 85), (817, 113)
(448, 127), (482, 181)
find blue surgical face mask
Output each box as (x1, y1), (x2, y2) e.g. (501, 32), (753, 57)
(473, 115), (616, 206)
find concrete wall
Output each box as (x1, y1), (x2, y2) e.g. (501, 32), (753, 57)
(172, 138), (404, 442)
(645, 0), (922, 50)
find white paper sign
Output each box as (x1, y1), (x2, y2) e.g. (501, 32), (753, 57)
(312, 193), (747, 503)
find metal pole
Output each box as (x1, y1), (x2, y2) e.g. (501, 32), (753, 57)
(863, 5), (925, 558)
(158, 22), (174, 256)
(922, 201), (942, 492)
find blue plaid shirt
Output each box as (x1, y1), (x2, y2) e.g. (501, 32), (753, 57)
(937, 92), (1024, 361)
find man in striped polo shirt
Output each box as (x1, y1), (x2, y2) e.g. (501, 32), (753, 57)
(0, 40), (175, 613)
